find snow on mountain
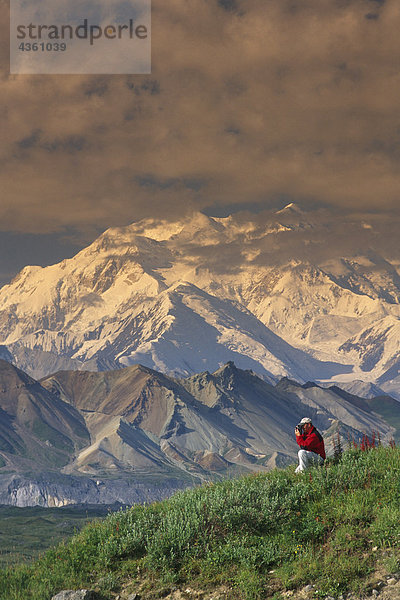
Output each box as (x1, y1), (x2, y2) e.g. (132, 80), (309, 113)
(322, 253), (400, 305)
(239, 262), (386, 356)
(275, 202), (303, 215)
(339, 316), (400, 377)
(106, 282), (348, 382)
(0, 209), (400, 393)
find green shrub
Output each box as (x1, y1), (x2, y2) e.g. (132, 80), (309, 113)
(2, 445), (400, 600)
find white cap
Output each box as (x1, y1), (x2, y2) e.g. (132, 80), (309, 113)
(300, 417), (312, 424)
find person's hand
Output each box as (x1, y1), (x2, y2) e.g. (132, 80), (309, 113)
(295, 426), (300, 437)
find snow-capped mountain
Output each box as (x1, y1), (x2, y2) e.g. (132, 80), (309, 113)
(1, 206), (400, 396)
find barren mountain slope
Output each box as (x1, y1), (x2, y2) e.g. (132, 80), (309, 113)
(0, 360), (89, 472)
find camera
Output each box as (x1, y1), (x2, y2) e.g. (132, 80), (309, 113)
(296, 423), (305, 435)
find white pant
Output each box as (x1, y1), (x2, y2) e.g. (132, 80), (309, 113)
(295, 449), (324, 473)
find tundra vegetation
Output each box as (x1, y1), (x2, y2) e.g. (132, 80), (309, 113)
(1, 443), (400, 600)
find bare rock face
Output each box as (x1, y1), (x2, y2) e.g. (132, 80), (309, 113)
(0, 473), (187, 507)
(0, 360), (89, 473)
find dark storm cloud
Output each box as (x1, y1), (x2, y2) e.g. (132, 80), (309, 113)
(17, 129), (42, 150)
(0, 228), (89, 286)
(218, 0), (239, 13)
(1, 0), (400, 235)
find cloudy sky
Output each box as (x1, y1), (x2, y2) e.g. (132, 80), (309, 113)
(1, 0), (400, 284)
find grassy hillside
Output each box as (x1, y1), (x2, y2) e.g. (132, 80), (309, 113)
(1, 446), (400, 600)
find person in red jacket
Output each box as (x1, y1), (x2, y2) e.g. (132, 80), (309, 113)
(294, 417), (326, 473)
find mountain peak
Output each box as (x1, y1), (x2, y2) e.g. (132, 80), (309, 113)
(302, 381), (321, 389)
(126, 218), (186, 242)
(213, 361), (242, 384)
(215, 361), (238, 374)
(276, 377), (303, 390)
(275, 202), (303, 215)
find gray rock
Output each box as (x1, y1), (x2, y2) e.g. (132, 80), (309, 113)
(387, 577), (397, 585)
(372, 590), (379, 597)
(376, 581), (385, 588)
(304, 585), (315, 592)
(0, 472), (186, 507)
(127, 594), (140, 600)
(51, 590), (97, 600)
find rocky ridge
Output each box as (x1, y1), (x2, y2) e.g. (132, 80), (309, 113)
(0, 358), (398, 507)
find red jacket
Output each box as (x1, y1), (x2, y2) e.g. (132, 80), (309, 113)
(296, 426), (326, 460)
